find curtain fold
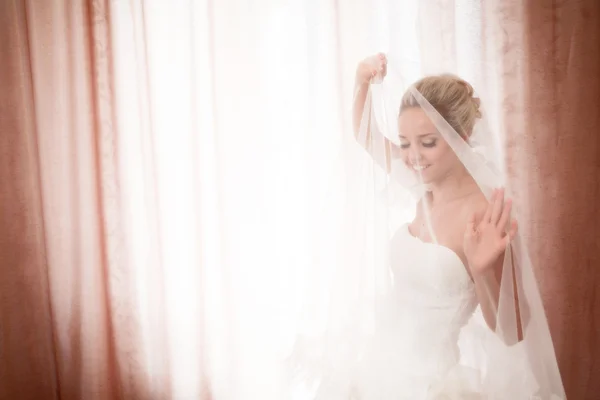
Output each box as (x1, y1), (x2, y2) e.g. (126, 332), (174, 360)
(521, 2), (600, 399)
(1, 0), (119, 399)
(493, 1), (600, 398)
(0, 1), (59, 398)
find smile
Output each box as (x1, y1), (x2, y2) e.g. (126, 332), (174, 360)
(411, 164), (430, 171)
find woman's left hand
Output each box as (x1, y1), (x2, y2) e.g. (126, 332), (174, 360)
(464, 188), (518, 275)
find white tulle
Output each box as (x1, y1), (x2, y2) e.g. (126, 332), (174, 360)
(285, 63), (564, 400)
(291, 224), (510, 399)
(279, 1), (565, 398)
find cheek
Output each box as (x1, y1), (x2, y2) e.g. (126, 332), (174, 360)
(423, 146), (447, 163)
(424, 145), (460, 171)
(436, 146), (462, 168)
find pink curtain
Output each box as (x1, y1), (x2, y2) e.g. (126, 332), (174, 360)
(0, 0), (60, 396)
(492, 1), (600, 398)
(524, 2), (600, 398)
(0, 1), (156, 399)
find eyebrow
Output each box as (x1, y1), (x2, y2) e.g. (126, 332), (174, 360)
(398, 133), (438, 139)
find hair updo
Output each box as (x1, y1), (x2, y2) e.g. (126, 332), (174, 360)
(399, 74), (482, 138)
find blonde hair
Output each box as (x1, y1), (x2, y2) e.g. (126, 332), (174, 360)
(400, 74), (482, 138)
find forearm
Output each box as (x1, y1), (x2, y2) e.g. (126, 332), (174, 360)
(472, 253), (523, 343)
(472, 264), (502, 332)
(352, 81), (370, 139)
(352, 80), (393, 172)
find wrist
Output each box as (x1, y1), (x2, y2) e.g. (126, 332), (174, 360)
(353, 82), (369, 99)
(354, 74), (370, 88)
(470, 264), (495, 281)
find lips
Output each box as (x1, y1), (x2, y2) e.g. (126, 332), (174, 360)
(411, 164), (430, 171)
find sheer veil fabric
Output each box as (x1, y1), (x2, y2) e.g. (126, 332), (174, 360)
(283, 2), (566, 399)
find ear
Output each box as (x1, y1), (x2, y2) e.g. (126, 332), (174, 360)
(460, 129), (470, 142)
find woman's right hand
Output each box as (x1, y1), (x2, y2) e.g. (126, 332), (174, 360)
(355, 53), (387, 86)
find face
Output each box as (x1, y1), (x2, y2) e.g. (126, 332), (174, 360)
(397, 107), (462, 184)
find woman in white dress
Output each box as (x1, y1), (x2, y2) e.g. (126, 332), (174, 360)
(288, 53), (565, 399)
(354, 52), (518, 335)
(348, 52), (518, 399)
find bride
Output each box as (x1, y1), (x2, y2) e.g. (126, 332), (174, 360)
(287, 53), (565, 399)
(354, 52), (517, 337)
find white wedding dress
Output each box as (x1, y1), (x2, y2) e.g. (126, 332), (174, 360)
(312, 223), (484, 399)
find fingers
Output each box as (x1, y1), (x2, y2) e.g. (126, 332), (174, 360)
(497, 197), (512, 232)
(490, 187), (505, 224)
(502, 219), (519, 247)
(357, 54), (385, 84)
(371, 55), (387, 82)
(365, 53), (387, 81)
(378, 53), (387, 78)
(509, 219), (518, 238)
(482, 188), (496, 223)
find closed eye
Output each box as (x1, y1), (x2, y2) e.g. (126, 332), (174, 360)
(399, 140), (437, 149)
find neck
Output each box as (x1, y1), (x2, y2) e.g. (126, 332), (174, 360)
(425, 165), (477, 206)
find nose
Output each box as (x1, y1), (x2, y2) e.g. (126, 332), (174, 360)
(408, 149), (423, 165)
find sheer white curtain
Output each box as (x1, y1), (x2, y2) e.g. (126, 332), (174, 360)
(107, 0), (490, 398)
